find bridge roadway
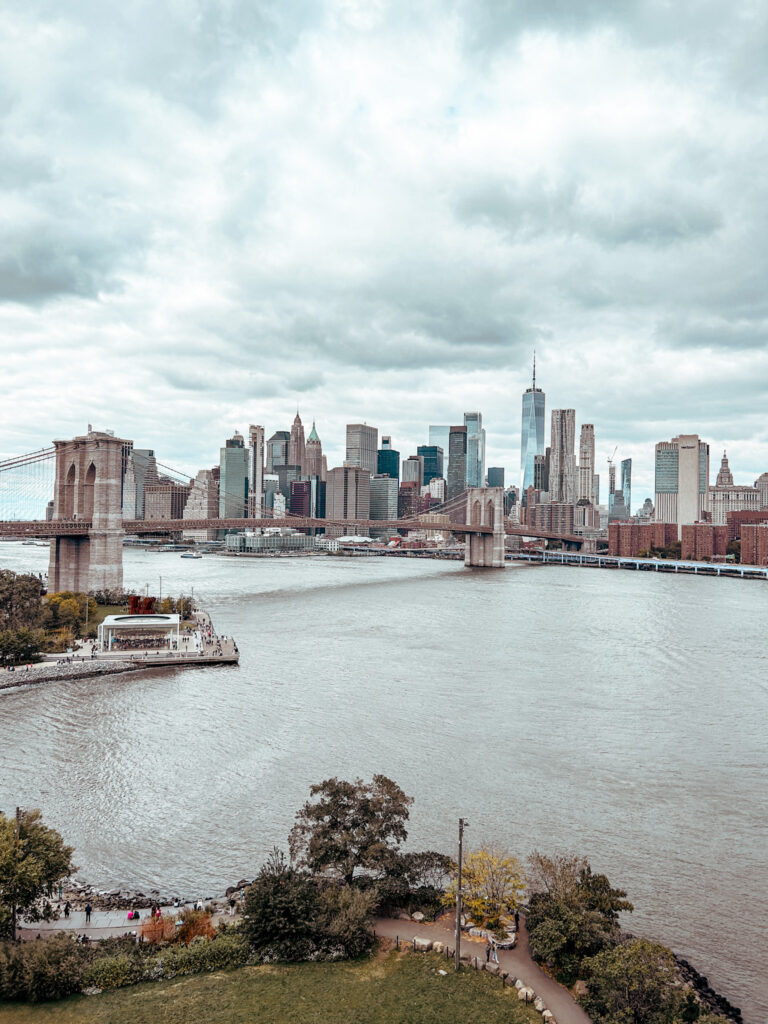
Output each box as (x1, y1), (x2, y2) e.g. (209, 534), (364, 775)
(0, 518), (592, 546)
(0, 516), (494, 537)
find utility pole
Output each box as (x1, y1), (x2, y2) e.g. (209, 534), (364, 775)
(454, 817), (467, 971)
(12, 807), (21, 938)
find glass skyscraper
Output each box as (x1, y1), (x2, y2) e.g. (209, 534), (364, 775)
(463, 412), (486, 488)
(417, 445), (444, 485)
(520, 358), (545, 492)
(621, 458), (632, 516)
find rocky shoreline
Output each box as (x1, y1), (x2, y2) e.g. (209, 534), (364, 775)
(674, 954), (744, 1024)
(0, 661), (145, 692)
(59, 876), (254, 914)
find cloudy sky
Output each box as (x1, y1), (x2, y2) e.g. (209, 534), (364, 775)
(2, 0), (768, 503)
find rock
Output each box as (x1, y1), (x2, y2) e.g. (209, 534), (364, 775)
(83, 987), (103, 996)
(515, 979), (524, 990)
(413, 937), (432, 952)
(542, 1012), (554, 1021)
(398, 912), (412, 921)
(572, 980), (588, 998)
(518, 987), (535, 1002)
(534, 998), (546, 1012)
(412, 911), (425, 922)
(487, 963), (500, 975)
(432, 941), (444, 953)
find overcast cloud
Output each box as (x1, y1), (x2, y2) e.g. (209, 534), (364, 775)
(2, 0), (768, 501)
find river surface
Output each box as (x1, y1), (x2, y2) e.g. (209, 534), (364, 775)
(0, 543), (766, 1022)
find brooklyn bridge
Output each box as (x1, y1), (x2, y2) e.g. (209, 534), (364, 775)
(0, 430), (593, 592)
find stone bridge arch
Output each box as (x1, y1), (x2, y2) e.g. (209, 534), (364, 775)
(464, 486), (505, 568)
(49, 432), (127, 593)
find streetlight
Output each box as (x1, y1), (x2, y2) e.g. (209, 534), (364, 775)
(455, 817), (468, 971)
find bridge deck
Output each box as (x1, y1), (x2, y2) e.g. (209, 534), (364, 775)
(0, 517), (494, 537)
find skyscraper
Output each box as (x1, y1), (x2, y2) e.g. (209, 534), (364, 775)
(464, 412), (486, 488)
(549, 409), (576, 503)
(578, 425), (595, 504)
(346, 424), (378, 474)
(429, 425), (451, 459)
(377, 436), (400, 480)
(304, 421), (325, 479)
(370, 474), (399, 520)
(288, 412), (305, 472)
(402, 455), (424, 488)
(621, 458), (632, 516)
(447, 426), (467, 500)
(417, 445), (444, 485)
(248, 424), (264, 516)
(327, 466), (371, 522)
(219, 433), (249, 517)
(520, 356), (545, 492)
(487, 467), (505, 487)
(654, 435), (710, 537)
(266, 431), (290, 472)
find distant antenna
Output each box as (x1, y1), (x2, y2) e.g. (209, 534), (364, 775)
(532, 350), (536, 390)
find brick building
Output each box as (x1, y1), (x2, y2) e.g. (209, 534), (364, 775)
(608, 522), (678, 557)
(681, 523), (728, 561)
(726, 509), (768, 541)
(740, 524), (768, 566)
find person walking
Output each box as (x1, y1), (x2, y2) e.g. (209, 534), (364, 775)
(490, 939), (499, 965)
(485, 939), (492, 963)
(228, 897), (236, 917)
(84, 902), (92, 924)
(63, 901), (71, 919)
(514, 909), (520, 931)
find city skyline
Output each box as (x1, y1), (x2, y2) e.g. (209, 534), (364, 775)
(2, 3), (768, 502)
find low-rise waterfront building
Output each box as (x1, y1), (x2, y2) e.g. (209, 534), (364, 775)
(740, 523), (768, 565)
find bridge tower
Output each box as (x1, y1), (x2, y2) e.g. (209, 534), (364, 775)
(465, 486), (505, 568)
(48, 430), (127, 593)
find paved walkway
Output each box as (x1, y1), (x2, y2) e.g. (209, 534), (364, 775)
(373, 916), (591, 1024)
(18, 904), (237, 941)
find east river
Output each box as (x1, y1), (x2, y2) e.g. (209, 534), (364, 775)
(0, 543), (766, 1022)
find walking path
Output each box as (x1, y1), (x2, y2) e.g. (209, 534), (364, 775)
(374, 916), (591, 1024)
(18, 903), (235, 941)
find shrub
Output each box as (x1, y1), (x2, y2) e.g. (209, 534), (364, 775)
(177, 909), (216, 945)
(318, 886), (375, 959)
(140, 914), (177, 944)
(83, 954), (139, 991)
(0, 935), (89, 1002)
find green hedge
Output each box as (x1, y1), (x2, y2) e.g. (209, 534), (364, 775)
(83, 934), (248, 991)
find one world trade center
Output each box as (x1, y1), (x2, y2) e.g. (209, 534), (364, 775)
(520, 354), (545, 492)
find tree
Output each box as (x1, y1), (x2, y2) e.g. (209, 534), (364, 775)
(288, 775), (413, 885)
(242, 848), (319, 960)
(0, 571), (44, 631)
(580, 938), (685, 1024)
(0, 809), (75, 939)
(0, 628), (47, 666)
(526, 851), (633, 979)
(444, 846), (526, 926)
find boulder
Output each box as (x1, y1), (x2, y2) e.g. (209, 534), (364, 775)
(432, 942), (444, 953)
(515, 979), (524, 990)
(534, 997), (546, 1012)
(573, 980), (588, 998)
(542, 1011), (554, 1021)
(398, 912), (412, 921)
(412, 911), (425, 922)
(413, 937), (433, 952)
(518, 987), (535, 1002)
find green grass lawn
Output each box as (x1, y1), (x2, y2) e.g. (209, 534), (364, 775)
(0, 951), (542, 1024)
